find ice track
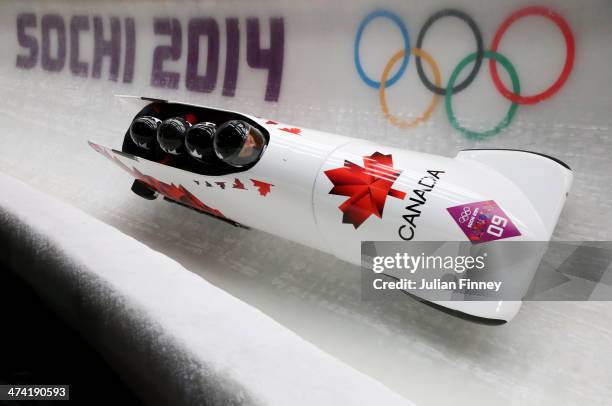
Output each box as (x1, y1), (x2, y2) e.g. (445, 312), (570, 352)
(1, 0), (612, 404)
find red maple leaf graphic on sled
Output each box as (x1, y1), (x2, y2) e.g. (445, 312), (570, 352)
(324, 152), (406, 228)
(89, 142), (225, 218)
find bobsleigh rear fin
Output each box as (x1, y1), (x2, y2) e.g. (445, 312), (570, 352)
(456, 149), (572, 237)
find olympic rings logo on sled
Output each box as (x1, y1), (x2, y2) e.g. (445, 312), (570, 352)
(458, 207), (472, 224)
(353, 7), (576, 138)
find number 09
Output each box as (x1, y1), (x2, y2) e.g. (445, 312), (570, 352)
(487, 215), (508, 237)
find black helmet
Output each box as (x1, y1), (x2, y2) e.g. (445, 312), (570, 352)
(129, 116), (161, 150)
(214, 120), (265, 168)
(157, 117), (190, 155)
(185, 122), (217, 163)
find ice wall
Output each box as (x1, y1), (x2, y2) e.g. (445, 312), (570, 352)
(0, 172), (412, 406)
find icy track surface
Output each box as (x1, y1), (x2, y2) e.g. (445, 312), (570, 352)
(1, 0), (612, 405)
(0, 173), (412, 406)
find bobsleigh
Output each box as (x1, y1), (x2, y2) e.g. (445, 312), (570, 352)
(90, 96), (572, 324)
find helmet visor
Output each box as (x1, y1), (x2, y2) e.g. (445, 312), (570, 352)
(214, 121), (265, 167)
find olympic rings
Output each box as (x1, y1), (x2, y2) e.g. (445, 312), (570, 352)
(446, 51), (520, 139)
(355, 10), (411, 89)
(353, 7), (575, 137)
(459, 207), (471, 223)
(415, 9), (483, 96)
(380, 48), (441, 129)
(489, 6), (575, 105)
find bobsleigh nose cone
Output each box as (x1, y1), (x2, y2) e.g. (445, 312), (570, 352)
(158, 117), (190, 155)
(185, 122), (217, 163)
(129, 116), (160, 150)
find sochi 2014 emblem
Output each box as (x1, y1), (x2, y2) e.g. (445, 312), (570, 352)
(324, 152), (406, 228)
(447, 200), (521, 243)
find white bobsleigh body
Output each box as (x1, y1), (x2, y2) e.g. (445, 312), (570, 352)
(91, 96), (572, 323)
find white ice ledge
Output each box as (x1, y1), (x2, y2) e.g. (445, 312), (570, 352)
(0, 172), (412, 406)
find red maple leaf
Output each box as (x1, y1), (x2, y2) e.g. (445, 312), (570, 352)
(280, 127), (301, 135)
(232, 178), (246, 190)
(135, 169), (225, 218)
(251, 179), (273, 196)
(265, 120), (278, 125)
(324, 152), (406, 228)
(89, 142), (225, 218)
